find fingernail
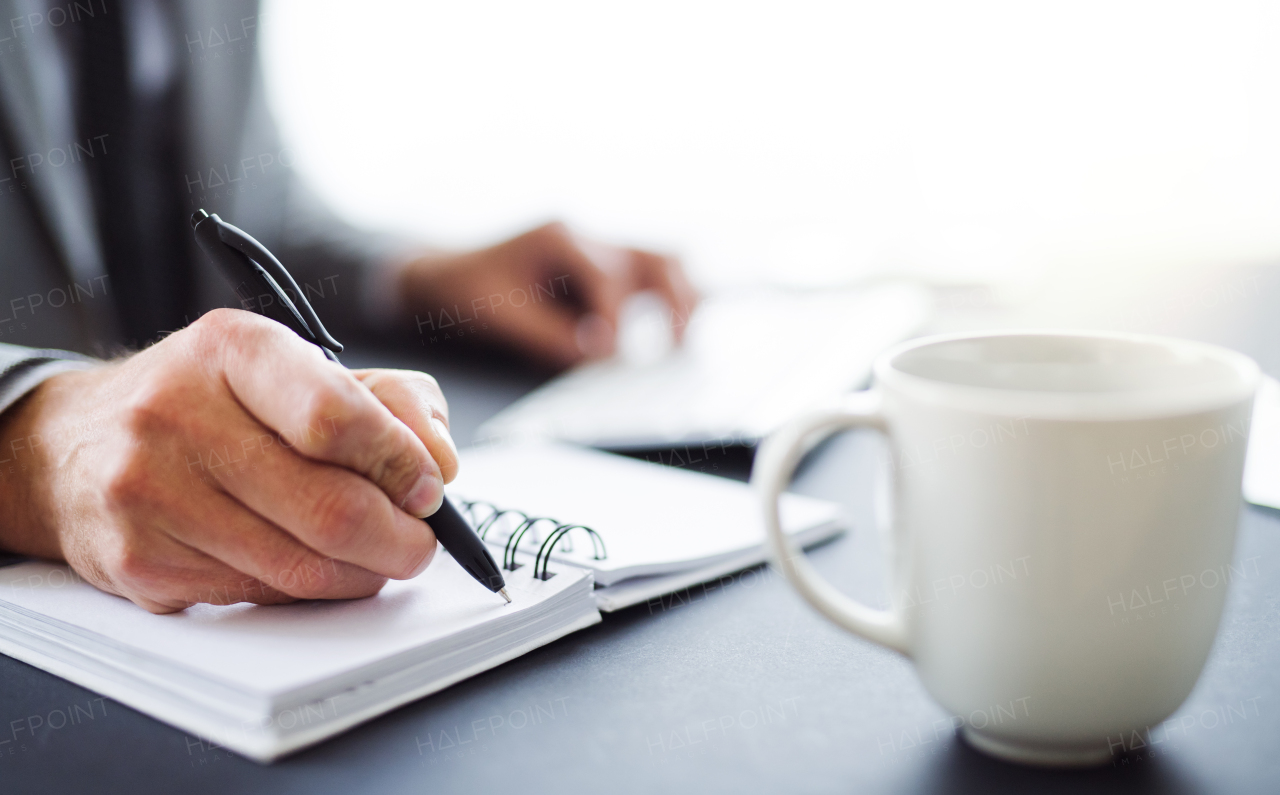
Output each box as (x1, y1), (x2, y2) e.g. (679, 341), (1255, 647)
(409, 538), (438, 577)
(403, 471), (444, 518)
(430, 417), (457, 458)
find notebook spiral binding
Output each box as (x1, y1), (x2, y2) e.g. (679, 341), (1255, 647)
(458, 500), (607, 581)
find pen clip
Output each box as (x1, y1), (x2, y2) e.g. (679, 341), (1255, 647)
(192, 209), (344, 355)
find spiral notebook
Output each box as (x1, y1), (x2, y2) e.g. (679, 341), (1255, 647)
(450, 443), (845, 611)
(0, 443), (843, 762)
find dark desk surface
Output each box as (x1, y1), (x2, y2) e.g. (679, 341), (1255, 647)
(4, 262), (1280, 794)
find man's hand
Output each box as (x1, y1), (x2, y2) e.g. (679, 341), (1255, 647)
(0, 309), (456, 614)
(400, 222), (700, 369)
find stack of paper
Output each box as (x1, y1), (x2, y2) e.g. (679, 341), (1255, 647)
(0, 552), (599, 762)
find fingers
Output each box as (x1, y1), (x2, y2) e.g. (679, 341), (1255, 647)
(165, 486), (389, 601)
(629, 250), (701, 341)
(90, 528), (301, 614)
(352, 369), (459, 484)
(487, 299), (587, 369)
(525, 222), (628, 336)
(202, 310), (445, 517)
(87, 401), (406, 605)
(520, 223), (700, 355)
(400, 223), (699, 370)
(516, 223), (626, 362)
(209, 416), (440, 581)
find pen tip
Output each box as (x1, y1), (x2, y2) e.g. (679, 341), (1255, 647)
(499, 588), (512, 604)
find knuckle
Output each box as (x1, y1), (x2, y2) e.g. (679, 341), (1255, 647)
(368, 428), (427, 492)
(108, 537), (162, 592)
(120, 381), (181, 437)
(409, 369), (442, 396)
(381, 370), (448, 422)
(531, 220), (571, 246)
(297, 383), (358, 452)
(200, 308), (296, 363)
(307, 483), (371, 553)
(102, 449), (157, 512)
(187, 308), (248, 350)
(415, 375), (448, 418)
(192, 307), (242, 332)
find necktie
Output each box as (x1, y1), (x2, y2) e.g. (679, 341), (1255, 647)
(76, 0), (191, 348)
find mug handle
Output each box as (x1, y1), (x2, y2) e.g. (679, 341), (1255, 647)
(752, 391), (910, 656)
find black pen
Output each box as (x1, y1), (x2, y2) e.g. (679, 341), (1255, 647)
(190, 209), (511, 604)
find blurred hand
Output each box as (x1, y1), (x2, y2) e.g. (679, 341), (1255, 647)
(399, 222), (700, 368)
(0, 309), (457, 613)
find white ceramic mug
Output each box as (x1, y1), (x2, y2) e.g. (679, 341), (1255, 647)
(754, 330), (1259, 766)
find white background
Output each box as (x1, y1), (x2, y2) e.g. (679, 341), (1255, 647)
(261, 0), (1280, 293)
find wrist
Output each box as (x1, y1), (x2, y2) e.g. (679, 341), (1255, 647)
(0, 369), (92, 559)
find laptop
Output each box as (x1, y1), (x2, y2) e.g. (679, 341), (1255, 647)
(477, 281), (932, 449)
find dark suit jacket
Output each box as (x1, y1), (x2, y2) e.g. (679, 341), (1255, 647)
(0, 0), (403, 414)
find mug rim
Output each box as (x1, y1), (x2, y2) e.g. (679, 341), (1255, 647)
(873, 329), (1260, 421)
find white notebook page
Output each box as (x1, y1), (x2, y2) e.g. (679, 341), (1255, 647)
(449, 443), (841, 585)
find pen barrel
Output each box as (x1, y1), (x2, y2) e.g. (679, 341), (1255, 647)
(427, 498), (506, 593)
